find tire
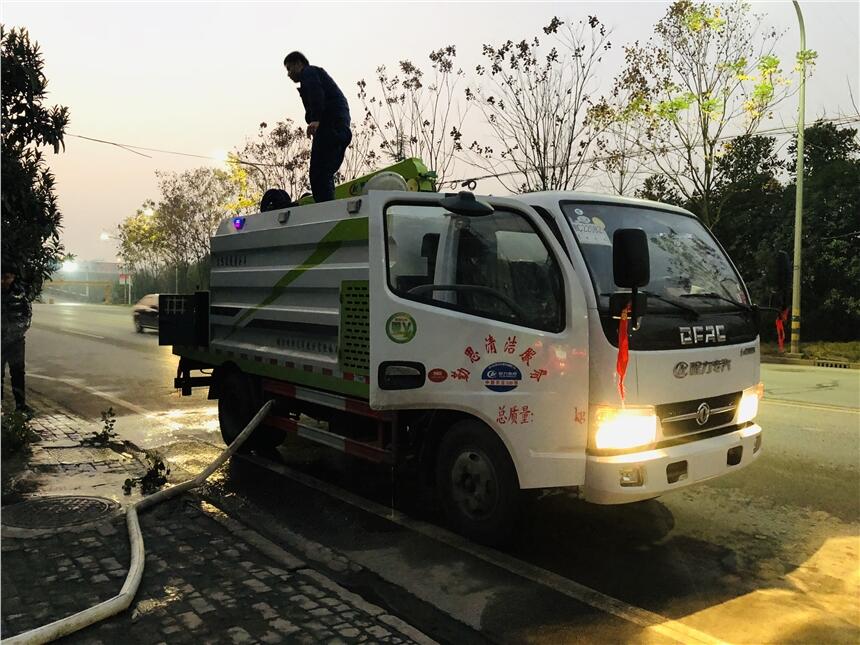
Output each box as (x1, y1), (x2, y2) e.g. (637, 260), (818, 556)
(217, 369), (284, 451)
(435, 420), (520, 545)
(134, 316), (143, 333)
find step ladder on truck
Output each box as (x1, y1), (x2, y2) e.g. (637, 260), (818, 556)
(159, 157), (769, 545)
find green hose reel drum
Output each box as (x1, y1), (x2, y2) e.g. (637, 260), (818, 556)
(298, 157), (437, 205)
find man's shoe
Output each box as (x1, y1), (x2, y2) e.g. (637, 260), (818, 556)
(16, 404), (34, 419)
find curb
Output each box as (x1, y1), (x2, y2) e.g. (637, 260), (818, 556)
(760, 355), (859, 370)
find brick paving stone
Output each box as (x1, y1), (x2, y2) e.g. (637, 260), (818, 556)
(176, 611), (203, 630)
(227, 626), (254, 643)
(368, 625), (393, 638)
(269, 617), (301, 635)
(241, 577), (272, 593)
(252, 601), (278, 620)
(289, 594), (319, 611)
(188, 597), (216, 614)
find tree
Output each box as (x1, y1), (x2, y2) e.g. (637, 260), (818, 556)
(785, 121), (860, 340)
(1, 26), (70, 297)
(635, 174), (684, 205)
(788, 118), (860, 175)
(154, 167), (235, 289)
(616, 1), (813, 227)
(466, 16), (610, 193)
(709, 134), (785, 306)
(118, 168), (239, 292)
(590, 89), (648, 196)
(339, 112), (380, 182)
(358, 46), (466, 187)
(116, 201), (164, 278)
(233, 120), (311, 201)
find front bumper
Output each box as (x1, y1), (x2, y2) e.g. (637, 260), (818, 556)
(582, 424), (762, 504)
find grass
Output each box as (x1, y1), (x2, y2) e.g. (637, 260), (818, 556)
(761, 341), (860, 363)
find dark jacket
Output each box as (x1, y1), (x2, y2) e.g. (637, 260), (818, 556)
(298, 65), (350, 127)
(1, 283), (32, 344)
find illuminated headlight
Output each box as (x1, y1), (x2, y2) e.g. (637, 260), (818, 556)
(736, 382), (764, 424)
(592, 405), (657, 450)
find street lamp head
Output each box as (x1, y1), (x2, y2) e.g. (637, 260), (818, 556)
(99, 231), (111, 241)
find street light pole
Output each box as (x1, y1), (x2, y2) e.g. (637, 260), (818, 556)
(789, 0), (806, 357)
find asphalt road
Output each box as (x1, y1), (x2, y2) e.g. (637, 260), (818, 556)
(17, 302), (860, 643)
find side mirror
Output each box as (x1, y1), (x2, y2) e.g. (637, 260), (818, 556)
(613, 228), (650, 288)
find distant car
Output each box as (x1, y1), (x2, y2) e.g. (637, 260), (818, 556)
(133, 293), (159, 333)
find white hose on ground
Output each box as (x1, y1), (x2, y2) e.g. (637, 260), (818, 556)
(4, 400), (274, 645)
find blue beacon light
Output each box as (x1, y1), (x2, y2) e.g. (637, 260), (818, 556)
(232, 217), (246, 231)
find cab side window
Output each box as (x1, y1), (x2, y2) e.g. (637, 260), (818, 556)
(385, 205), (565, 332)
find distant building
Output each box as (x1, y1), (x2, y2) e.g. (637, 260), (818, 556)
(44, 260), (124, 303)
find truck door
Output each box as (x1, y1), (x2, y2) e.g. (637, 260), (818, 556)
(367, 192), (590, 489)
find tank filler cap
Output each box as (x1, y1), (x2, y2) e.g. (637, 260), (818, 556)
(361, 171), (409, 194)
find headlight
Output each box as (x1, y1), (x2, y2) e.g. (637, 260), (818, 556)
(736, 382), (764, 424)
(591, 405), (657, 450)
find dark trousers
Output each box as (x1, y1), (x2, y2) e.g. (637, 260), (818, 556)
(2, 338), (26, 407)
(309, 122), (352, 203)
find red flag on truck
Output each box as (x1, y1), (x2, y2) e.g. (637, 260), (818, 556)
(616, 304), (631, 401)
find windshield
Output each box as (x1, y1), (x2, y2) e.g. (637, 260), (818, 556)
(561, 202), (748, 312)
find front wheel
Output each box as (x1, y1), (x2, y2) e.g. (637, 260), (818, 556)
(436, 420), (520, 545)
(217, 369), (284, 451)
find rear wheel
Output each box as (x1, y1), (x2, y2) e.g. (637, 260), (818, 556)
(217, 369), (284, 451)
(436, 420), (520, 545)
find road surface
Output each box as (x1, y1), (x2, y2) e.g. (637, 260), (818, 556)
(16, 302), (860, 643)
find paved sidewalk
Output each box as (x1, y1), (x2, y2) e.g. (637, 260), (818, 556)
(1, 397), (433, 644)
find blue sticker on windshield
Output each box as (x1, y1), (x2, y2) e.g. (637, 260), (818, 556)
(481, 362), (522, 392)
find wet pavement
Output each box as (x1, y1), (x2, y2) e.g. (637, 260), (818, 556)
(1, 395), (435, 644)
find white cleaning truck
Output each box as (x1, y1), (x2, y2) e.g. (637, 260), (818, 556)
(161, 162), (765, 543)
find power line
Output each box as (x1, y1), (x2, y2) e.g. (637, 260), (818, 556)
(67, 133), (285, 167)
(446, 114), (860, 188)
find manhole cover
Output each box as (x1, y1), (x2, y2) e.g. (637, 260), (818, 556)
(1, 496), (120, 529)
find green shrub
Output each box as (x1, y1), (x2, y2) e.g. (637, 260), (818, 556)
(123, 450), (170, 495)
(81, 407), (118, 447)
(1, 410), (38, 456)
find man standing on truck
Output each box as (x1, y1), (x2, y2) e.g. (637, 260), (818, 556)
(284, 51), (352, 203)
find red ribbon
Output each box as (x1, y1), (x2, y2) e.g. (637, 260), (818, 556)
(616, 304), (631, 401)
(775, 308), (788, 353)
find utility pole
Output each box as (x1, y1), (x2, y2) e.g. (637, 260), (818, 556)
(789, 0), (807, 357)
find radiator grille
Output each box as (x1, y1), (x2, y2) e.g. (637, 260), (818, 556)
(656, 391), (741, 437)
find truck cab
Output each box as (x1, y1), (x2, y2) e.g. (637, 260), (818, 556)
(368, 190), (762, 505)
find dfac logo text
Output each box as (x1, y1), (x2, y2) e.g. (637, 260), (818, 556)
(679, 325), (727, 345)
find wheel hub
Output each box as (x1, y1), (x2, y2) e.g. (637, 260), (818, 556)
(451, 449), (498, 520)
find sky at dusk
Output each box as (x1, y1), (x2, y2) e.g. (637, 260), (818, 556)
(3, 1), (858, 260)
